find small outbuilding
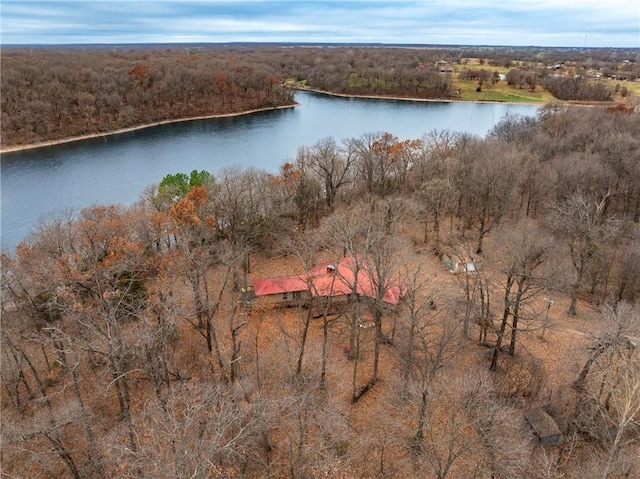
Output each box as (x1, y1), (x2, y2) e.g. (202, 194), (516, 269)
(525, 407), (563, 446)
(443, 254), (477, 274)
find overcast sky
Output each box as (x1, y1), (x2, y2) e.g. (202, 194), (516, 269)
(1, 0), (639, 48)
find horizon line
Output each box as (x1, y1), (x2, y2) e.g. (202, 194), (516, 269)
(3, 41), (639, 50)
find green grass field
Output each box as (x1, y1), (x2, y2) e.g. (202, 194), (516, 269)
(603, 79), (640, 102)
(284, 78), (308, 87)
(454, 79), (553, 103)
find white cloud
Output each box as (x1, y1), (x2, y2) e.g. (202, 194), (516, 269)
(1, 0), (638, 46)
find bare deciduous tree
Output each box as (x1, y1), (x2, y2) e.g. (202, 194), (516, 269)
(297, 136), (354, 212)
(454, 139), (522, 254)
(574, 304), (640, 479)
(549, 191), (619, 316)
(397, 267), (458, 443)
(490, 219), (551, 371)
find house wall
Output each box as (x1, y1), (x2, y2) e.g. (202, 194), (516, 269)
(253, 290), (356, 309)
(254, 290), (313, 307)
(320, 294), (350, 307)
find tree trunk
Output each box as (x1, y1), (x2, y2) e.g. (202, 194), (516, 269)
(508, 278), (526, 356)
(190, 274), (205, 329)
(44, 434), (82, 479)
(433, 208), (441, 256)
(569, 252), (586, 316)
(71, 364), (106, 479)
(229, 303), (244, 383)
(574, 340), (609, 390)
(476, 203), (488, 254)
(320, 315), (329, 390)
(371, 308), (382, 385)
(351, 323), (361, 402)
(491, 275), (513, 371)
(15, 340), (82, 479)
(296, 306), (313, 376)
(320, 279), (336, 389)
(402, 310), (417, 398)
(462, 273), (477, 339)
(415, 389), (428, 445)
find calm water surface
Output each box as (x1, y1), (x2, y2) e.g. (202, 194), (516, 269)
(1, 91), (539, 250)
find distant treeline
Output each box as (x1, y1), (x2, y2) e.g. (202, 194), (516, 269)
(2, 45), (636, 147)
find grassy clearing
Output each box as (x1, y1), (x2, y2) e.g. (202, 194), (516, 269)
(455, 78), (639, 105)
(602, 79), (640, 104)
(454, 79), (553, 103)
(284, 78), (308, 87)
(454, 60), (511, 75)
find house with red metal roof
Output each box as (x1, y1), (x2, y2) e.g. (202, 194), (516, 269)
(252, 257), (404, 307)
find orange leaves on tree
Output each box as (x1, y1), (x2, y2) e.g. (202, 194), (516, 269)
(265, 74), (279, 89)
(213, 70), (229, 90)
(128, 64), (150, 88)
(13, 204), (149, 315)
(267, 162), (302, 206)
(169, 186), (216, 232)
(270, 162), (301, 187)
(152, 211), (172, 233)
(97, 235), (143, 271)
(170, 197), (200, 227)
(235, 64), (253, 77)
(205, 216), (216, 229)
(78, 205), (128, 251)
(280, 162), (301, 185)
(605, 103), (634, 114)
(75, 206), (146, 281)
(371, 133), (422, 164)
(372, 132), (400, 159)
(372, 133), (406, 167)
(15, 241), (34, 262)
(186, 186), (208, 208)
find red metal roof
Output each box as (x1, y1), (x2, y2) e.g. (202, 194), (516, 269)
(252, 275), (308, 296)
(252, 257), (404, 305)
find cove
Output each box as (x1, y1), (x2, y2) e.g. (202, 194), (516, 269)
(0, 91), (539, 250)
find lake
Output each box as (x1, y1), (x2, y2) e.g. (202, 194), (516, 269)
(0, 91), (539, 250)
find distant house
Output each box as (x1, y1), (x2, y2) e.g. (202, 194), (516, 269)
(252, 257), (404, 308)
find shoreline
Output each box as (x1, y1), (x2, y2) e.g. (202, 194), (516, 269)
(1, 89), (607, 153)
(0, 103), (300, 154)
(294, 86), (612, 108)
(292, 86), (548, 107)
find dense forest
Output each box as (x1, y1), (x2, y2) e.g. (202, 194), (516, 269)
(2, 103), (640, 478)
(2, 45), (637, 147)
(0, 46), (293, 147)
